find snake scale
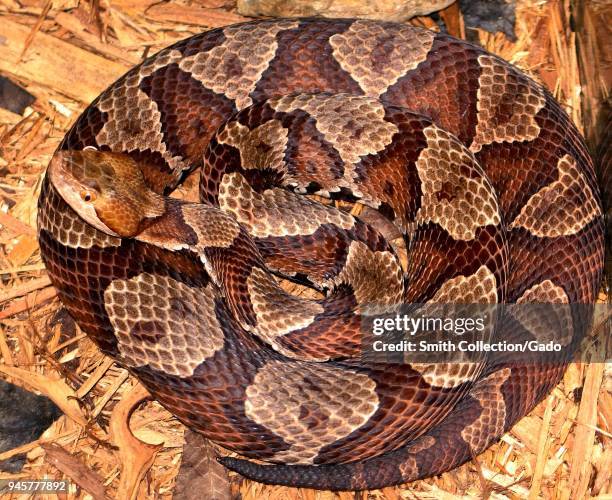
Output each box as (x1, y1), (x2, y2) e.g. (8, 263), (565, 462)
(38, 18), (604, 490)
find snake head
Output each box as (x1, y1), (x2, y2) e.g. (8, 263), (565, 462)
(47, 148), (164, 238)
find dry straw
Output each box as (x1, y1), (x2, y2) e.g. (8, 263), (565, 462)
(0, 0), (608, 498)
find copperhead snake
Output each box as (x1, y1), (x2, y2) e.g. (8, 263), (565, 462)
(38, 18), (604, 490)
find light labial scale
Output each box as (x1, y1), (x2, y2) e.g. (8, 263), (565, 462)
(38, 184), (120, 249)
(179, 21), (300, 110)
(415, 125), (500, 240)
(245, 360), (379, 464)
(509, 154), (601, 237)
(329, 21), (435, 97)
(104, 273), (224, 377)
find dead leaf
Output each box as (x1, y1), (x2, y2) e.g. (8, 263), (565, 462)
(7, 234), (38, 267)
(174, 429), (232, 500)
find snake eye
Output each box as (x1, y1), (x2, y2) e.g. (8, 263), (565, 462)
(80, 190), (96, 202)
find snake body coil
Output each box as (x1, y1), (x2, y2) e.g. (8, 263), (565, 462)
(38, 18), (604, 490)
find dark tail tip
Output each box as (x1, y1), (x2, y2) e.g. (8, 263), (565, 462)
(217, 455), (401, 491)
(217, 457), (369, 491)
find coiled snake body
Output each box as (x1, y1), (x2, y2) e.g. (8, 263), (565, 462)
(38, 18), (604, 490)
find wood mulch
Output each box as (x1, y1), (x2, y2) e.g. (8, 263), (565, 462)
(0, 0), (609, 498)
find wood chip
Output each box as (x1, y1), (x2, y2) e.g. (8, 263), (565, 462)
(109, 383), (162, 500)
(568, 362), (605, 498)
(0, 275), (52, 303)
(0, 107), (23, 124)
(54, 12), (141, 65)
(529, 394), (555, 498)
(0, 19), (130, 103)
(0, 285), (57, 318)
(145, 4), (250, 27)
(41, 442), (110, 500)
(6, 234), (39, 266)
(0, 211), (36, 237)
